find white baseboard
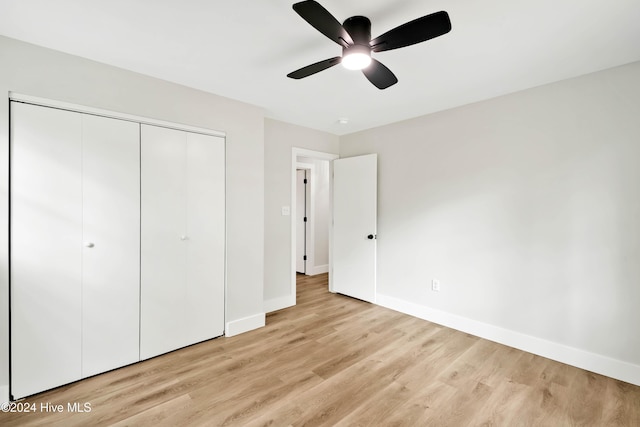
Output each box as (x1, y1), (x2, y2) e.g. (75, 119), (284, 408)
(264, 295), (295, 313)
(377, 293), (640, 386)
(309, 264), (329, 275)
(225, 312), (265, 337)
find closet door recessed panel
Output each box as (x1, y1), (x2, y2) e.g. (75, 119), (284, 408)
(81, 114), (141, 377)
(10, 102), (83, 399)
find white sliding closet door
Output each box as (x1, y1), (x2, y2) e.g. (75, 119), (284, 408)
(140, 125), (225, 360)
(11, 103), (83, 398)
(81, 115), (140, 377)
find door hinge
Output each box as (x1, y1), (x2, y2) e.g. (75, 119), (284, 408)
(304, 178), (308, 184)
(304, 217), (307, 222)
(303, 255), (307, 261)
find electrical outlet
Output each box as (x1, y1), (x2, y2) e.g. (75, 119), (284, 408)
(432, 279), (441, 292)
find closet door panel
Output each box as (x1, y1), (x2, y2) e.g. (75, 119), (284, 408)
(140, 124), (188, 359)
(81, 115), (141, 377)
(186, 133), (225, 343)
(10, 102), (83, 398)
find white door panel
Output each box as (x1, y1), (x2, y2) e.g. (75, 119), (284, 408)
(140, 125), (188, 359)
(141, 125), (225, 359)
(333, 154), (377, 303)
(186, 132), (225, 344)
(81, 114), (140, 377)
(11, 102), (83, 398)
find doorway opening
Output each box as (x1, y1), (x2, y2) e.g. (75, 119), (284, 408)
(291, 148), (339, 301)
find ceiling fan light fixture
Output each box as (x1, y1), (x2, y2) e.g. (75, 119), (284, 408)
(288, 2), (451, 89)
(341, 45), (371, 70)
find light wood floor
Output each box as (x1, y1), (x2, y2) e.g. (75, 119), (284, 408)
(2, 273), (639, 426)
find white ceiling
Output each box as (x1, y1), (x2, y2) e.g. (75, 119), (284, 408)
(1, 0), (640, 135)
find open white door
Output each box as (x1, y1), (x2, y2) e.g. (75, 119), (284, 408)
(333, 154), (377, 303)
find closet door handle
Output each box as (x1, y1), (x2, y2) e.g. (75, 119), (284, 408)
(180, 235), (189, 241)
(84, 242), (95, 248)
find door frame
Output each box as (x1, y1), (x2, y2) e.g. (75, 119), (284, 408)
(290, 148), (339, 301)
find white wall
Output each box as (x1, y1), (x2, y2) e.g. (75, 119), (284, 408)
(0, 35), (265, 401)
(340, 61), (640, 385)
(298, 156), (331, 273)
(264, 119), (339, 311)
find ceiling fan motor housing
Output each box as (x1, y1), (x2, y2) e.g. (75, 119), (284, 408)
(342, 15), (372, 55)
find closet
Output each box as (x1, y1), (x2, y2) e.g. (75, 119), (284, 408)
(10, 100), (225, 400)
(140, 124), (225, 360)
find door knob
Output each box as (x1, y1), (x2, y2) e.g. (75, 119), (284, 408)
(180, 235), (188, 241)
(367, 234), (375, 240)
(84, 242), (95, 248)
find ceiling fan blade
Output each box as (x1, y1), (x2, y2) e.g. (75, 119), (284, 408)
(287, 57), (342, 79)
(293, 1), (354, 47)
(362, 59), (398, 90)
(370, 11), (451, 52)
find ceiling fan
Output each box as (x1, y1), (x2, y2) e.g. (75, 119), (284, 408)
(287, 0), (452, 89)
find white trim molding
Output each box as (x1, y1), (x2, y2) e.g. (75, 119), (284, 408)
(309, 264), (329, 275)
(9, 92), (226, 138)
(225, 313), (265, 337)
(377, 293), (640, 387)
(293, 148), (340, 161)
(264, 295), (296, 314)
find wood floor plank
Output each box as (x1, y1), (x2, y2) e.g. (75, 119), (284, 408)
(1, 273), (639, 426)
